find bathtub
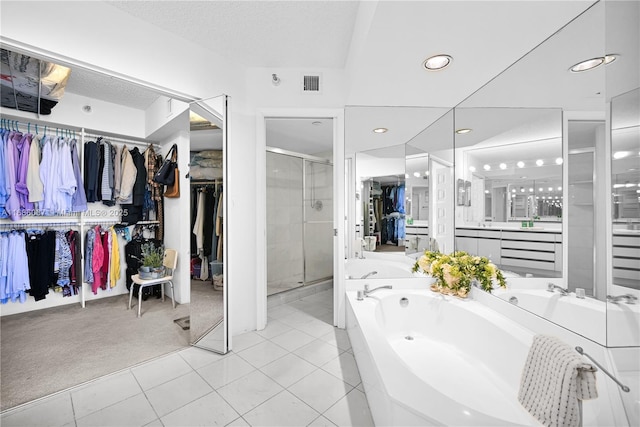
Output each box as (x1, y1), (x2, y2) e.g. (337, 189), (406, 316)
(345, 257), (417, 279)
(346, 289), (538, 426)
(492, 288), (607, 344)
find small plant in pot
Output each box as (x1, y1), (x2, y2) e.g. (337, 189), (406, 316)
(138, 243), (165, 279)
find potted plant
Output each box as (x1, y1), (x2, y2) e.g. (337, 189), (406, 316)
(138, 243), (165, 279)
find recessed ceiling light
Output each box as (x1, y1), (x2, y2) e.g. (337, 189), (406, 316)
(548, 187), (553, 191)
(455, 128), (472, 134)
(312, 121), (322, 126)
(604, 54), (618, 64)
(529, 188), (534, 192)
(373, 128), (388, 133)
(499, 163), (507, 170)
(613, 151), (630, 159)
(517, 161), (525, 168)
(555, 157), (563, 165)
(536, 159), (544, 166)
(483, 164), (491, 171)
(570, 57), (604, 72)
(413, 172), (421, 177)
(484, 190), (490, 194)
(469, 166), (476, 172)
(423, 54), (453, 71)
(557, 186), (562, 191)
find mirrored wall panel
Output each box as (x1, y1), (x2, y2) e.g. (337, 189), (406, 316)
(189, 95), (228, 354)
(454, 108), (563, 278)
(406, 110), (455, 256)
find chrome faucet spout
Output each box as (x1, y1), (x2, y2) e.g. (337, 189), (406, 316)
(607, 294), (638, 304)
(364, 284), (392, 296)
(361, 271), (378, 279)
(547, 283), (569, 296)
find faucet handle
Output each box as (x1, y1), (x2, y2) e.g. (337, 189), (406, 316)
(364, 284), (370, 291)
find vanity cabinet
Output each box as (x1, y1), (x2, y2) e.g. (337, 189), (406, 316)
(455, 227), (562, 274)
(612, 232), (640, 288)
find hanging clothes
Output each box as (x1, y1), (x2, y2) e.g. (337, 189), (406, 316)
(4, 131), (21, 220)
(118, 145), (136, 204)
(69, 139), (87, 212)
(109, 227), (120, 288)
(84, 140), (100, 203)
(26, 134), (44, 205)
(15, 133), (33, 212)
(100, 139), (115, 206)
(25, 230), (55, 301)
(0, 130), (9, 218)
(0, 231), (31, 303)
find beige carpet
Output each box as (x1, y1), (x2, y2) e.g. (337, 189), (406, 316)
(1, 292), (190, 411)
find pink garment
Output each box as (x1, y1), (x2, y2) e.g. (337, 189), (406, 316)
(101, 231), (110, 291)
(91, 226), (104, 294)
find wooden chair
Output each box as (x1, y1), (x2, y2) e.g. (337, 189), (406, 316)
(128, 249), (177, 317)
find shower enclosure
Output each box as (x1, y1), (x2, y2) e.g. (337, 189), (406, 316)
(266, 150), (333, 295)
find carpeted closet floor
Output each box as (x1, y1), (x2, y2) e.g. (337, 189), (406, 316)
(1, 288), (196, 411)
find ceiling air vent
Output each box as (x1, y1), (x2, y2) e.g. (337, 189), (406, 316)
(302, 73), (322, 94)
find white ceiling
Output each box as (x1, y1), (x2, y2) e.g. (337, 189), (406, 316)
(266, 118), (333, 156)
(106, 0), (360, 68)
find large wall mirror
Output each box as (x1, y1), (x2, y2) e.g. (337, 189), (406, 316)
(188, 96), (228, 354)
(454, 108), (563, 278)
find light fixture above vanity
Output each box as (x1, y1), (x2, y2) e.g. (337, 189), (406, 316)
(455, 128), (472, 134)
(373, 127), (388, 133)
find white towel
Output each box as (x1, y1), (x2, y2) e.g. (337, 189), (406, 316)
(518, 335), (598, 427)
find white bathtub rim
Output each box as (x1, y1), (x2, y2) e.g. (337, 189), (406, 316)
(347, 289), (539, 426)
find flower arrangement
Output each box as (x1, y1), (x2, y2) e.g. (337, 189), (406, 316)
(412, 250), (506, 298)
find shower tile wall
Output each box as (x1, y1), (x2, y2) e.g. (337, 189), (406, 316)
(267, 152), (304, 295)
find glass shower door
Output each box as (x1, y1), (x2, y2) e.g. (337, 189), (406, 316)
(304, 160), (333, 283)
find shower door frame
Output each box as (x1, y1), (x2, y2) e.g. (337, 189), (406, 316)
(266, 148), (334, 291)
(256, 108), (346, 330)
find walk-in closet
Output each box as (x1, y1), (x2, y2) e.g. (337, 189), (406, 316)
(0, 46), (228, 411)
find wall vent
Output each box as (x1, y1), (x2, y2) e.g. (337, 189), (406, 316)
(302, 73), (322, 94)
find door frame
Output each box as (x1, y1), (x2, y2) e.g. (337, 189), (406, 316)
(256, 108), (345, 330)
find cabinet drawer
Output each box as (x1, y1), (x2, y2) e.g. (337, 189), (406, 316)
(456, 228), (479, 237)
(501, 240), (556, 252)
(502, 231), (557, 242)
(500, 257), (555, 271)
(501, 249), (556, 262)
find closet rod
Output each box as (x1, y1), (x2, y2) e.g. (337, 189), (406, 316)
(0, 118), (79, 137)
(0, 221), (79, 229)
(83, 132), (161, 150)
(190, 180), (222, 185)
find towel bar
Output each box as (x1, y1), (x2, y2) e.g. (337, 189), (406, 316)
(575, 346), (630, 392)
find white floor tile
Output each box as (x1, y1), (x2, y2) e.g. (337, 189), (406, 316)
(237, 340), (288, 368)
(319, 329), (352, 351)
(267, 304), (298, 320)
(143, 419), (164, 427)
(1, 393), (74, 427)
(321, 352), (361, 387)
(145, 371), (213, 417)
(217, 370), (283, 415)
(323, 389), (374, 427)
(260, 353), (318, 388)
(71, 371), (142, 419)
(179, 346), (227, 370)
(76, 393), (157, 427)
(288, 369), (353, 414)
(131, 353), (193, 390)
(356, 383), (364, 392)
(161, 391), (239, 427)
(277, 311), (318, 327)
(293, 339), (343, 367)
(225, 417), (250, 426)
(295, 319), (337, 338)
(269, 328), (316, 352)
(255, 319), (293, 339)
(231, 331), (266, 352)
(243, 390), (319, 426)
(197, 354), (256, 389)
(308, 415), (337, 426)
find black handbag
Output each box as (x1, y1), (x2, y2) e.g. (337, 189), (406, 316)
(153, 144), (178, 185)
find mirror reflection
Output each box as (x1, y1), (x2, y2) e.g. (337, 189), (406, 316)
(611, 88), (640, 291)
(454, 108), (563, 279)
(355, 144), (405, 255)
(188, 96), (228, 354)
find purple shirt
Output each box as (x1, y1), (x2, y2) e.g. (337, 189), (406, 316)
(15, 133), (34, 212)
(4, 132), (21, 220)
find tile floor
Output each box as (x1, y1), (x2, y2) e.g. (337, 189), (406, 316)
(0, 290), (374, 427)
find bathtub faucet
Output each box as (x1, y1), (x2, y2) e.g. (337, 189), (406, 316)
(361, 271), (378, 279)
(357, 284), (393, 300)
(607, 294), (638, 304)
(547, 283), (569, 296)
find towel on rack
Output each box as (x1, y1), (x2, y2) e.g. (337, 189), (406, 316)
(518, 334), (598, 427)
